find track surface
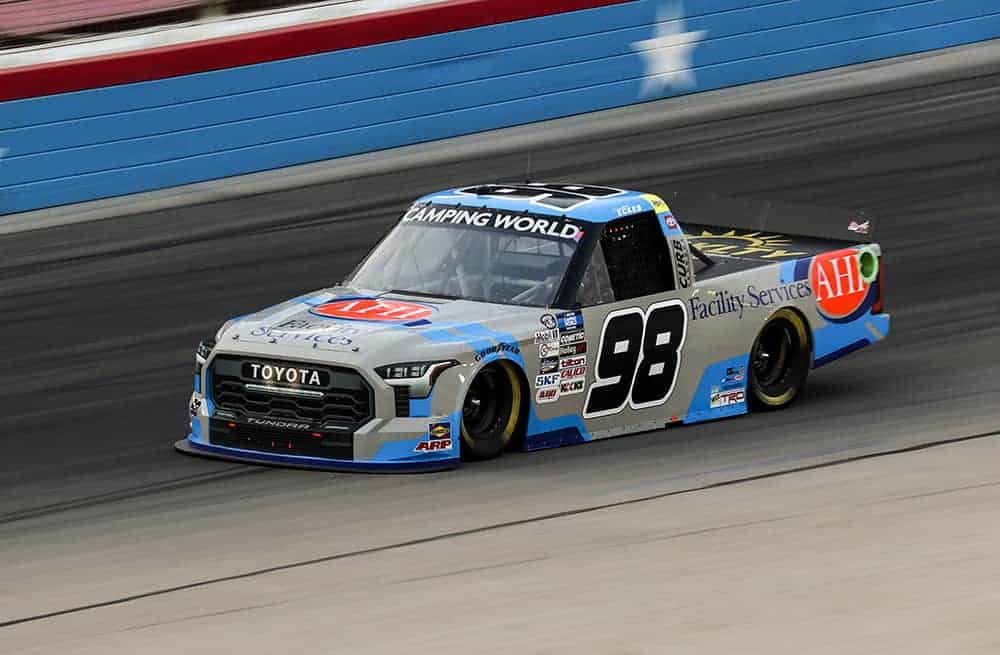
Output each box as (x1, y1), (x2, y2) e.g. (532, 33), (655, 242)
(2, 46), (1000, 651)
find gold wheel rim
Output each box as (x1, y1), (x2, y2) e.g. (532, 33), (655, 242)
(461, 361), (522, 447)
(753, 309), (809, 407)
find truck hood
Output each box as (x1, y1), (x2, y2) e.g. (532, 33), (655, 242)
(214, 287), (537, 367)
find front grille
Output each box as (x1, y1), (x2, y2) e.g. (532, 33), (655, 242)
(393, 386), (410, 417)
(210, 356), (373, 433)
(210, 419), (353, 459)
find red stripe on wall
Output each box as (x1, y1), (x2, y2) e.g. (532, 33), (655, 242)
(0, 0), (632, 102)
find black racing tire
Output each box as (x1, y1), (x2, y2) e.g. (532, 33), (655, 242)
(460, 361), (524, 461)
(748, 308), (812, 411)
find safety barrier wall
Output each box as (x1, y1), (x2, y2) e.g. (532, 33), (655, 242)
(1, 0), (998, 215)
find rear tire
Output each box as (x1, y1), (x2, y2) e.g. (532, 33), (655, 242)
(748, 308), (811, 411)
(460, 361), (523, 460)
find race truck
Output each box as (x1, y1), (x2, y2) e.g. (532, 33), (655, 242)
(177, 183), (889, 471)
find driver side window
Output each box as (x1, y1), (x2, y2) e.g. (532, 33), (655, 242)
(576, 241), (616, 306)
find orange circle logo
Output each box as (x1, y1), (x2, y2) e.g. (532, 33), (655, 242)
(311, 298), (435, 322)
(809, 249), (869, 320)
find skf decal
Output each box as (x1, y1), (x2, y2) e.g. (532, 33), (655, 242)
(689, 230), (808, 260)
(810, 249), (872, 322)
(312, 298), (434, 322)
(535, 373), (560, 388)
(415, 422), (453, 452)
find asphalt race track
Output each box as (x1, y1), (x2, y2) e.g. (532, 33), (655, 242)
(2, 44), (1000, 652)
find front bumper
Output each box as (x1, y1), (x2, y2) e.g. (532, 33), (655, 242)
(175, 436), (459, 472)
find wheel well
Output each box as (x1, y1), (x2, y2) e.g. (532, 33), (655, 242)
(758, 306), (814, 367)
(480, 359), (530, 450)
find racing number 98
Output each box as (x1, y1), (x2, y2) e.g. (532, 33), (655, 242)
(583, 300), (688, 418)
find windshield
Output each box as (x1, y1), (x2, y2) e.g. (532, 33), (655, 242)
(348, 207), (584, 307)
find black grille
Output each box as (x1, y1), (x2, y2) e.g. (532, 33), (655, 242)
(393, 386), (410, 417)
(210, 356), (373, 432)
(209, 419), (353, 459)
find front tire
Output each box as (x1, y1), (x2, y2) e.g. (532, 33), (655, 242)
(460, 361), (523, 460)
(748, 308), (811, 411)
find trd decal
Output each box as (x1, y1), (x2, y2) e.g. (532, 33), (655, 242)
(583, 300), (688, 418)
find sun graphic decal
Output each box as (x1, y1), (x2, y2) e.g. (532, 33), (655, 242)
(690, 230), (808, 260)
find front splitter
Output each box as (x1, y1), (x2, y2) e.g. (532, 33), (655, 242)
(175, 438), (459, 473)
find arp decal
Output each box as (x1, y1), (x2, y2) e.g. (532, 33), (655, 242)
(312, 298), (434, 322)
(584, 300), (688, 418)
(689, 230), (808, 260)
(810, 249), (873, 322)
(415, 422), (453, 452)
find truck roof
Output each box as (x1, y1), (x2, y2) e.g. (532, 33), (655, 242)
(419, 183), (657, 223)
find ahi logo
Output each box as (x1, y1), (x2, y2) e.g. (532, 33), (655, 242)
(312, 298), (435, 322)
(809, 249), (872, 322)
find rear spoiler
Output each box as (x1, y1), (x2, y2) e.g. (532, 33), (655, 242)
(663, 191), (876, 244)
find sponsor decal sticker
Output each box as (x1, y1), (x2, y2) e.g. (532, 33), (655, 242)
(848, 220), (870, 235)
(312, 298), (434, 322)
(560, 366), (587, 382)
(534, 328), (559, 344)
(557, 310), (584, 333)
(402, 204), (584, 241)
(710, 387), (745, 409)
(415, 422), (453, 452)
(535, 386), (560, 404)
(560, 379), (585, 395)
(689, 282), (812, 320)
(665, 215), (679, 230)
(248, 320), (358, 346)
(474, 342), (521, 362)
(559, 332), (586, 345)
(538, 342), (560, 359)
(535, 373), (560, 388)
(642, 193), (670, 215)
(540, 313), (558, 330)
(690, 230), (808, 260)
(721, 365), (746, 387)
(539, 357), (560, 374)
(560, 355), (586, 369)
(189, 397), (202, 417)
(560, 343), (588, 357)
(671, 239), (692, 288)
(810, 249), (871, 321)
(616, 203), (643, 217)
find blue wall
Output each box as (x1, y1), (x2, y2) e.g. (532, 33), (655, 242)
(2, 0), (998, 215)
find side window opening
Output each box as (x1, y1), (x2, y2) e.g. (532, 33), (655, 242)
(600, 212), (676, 300)
(576, 240), (616, 306)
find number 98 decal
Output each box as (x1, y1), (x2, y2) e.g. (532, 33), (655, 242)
(583, 300), (688, 418)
